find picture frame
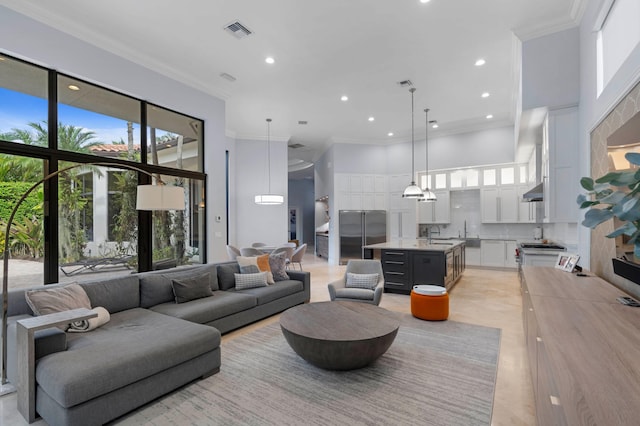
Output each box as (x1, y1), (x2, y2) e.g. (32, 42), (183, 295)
(563, 254), (580, 272)
(555, 254), (570, 270)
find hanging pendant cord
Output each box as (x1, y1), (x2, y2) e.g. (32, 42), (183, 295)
(410, 88), (416, 184)
(425, 108), (430, 180)
(267, 118), (272, 193)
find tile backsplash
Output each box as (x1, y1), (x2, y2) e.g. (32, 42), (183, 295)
(418, 189), (541, 240)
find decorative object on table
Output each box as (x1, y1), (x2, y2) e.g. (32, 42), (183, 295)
(402, 87), (424, 199)
(577, 152), (640, 282)
(418, 107), (437, 202)
(563, 254), (581, 272)
(328, 259), (385, 305)
(410, 284), (449, 321)
(254, 118), (284, 205)
(1, 161), (185, 395)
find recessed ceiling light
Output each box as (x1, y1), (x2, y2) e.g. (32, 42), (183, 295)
(340, 95), (349, 102)
(368, 117), (375, 122)
(481, 92), (490, 98)
(431, 122), (439, 129)
(68, 85), (80, 91)
(388, 132), (394, 137)
(486, 114), (493, 119)
(420, 0), (431, 3)
(475, 59), (486, 66)
(265, 57), (275, 64)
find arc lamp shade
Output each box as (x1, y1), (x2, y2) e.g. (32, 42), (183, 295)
(136, 185), (186, 210)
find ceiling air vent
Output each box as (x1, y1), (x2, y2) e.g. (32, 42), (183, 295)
(289, 143), (305, 149)
(297, 121), (308, 125)
(219, 72), (236, 82)
(397, 80), (413, 87)
(223, 20), (253, 39)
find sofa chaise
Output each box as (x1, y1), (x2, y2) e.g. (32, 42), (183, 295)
(5, 260), (310, 426)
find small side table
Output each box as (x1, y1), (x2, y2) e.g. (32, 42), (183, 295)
(16, 308), (97, 423)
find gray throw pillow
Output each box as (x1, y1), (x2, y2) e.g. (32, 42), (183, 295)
(234, 272), (268, 289)
(240, 264), (260, 274)
(217, 263), (240, 290)
(269, 252), (290, 281)
(25, 283), (92, 316)
(346, 273), (379, 290)
(171, 273), (214, 303)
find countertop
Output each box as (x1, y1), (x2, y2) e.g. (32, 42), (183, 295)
(364, 239), (465, 252)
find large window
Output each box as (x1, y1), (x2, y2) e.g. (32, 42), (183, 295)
(57, 75), (142, 157)
(0, 55), (48, 145)
(596, 0), (640, 95)
(0, 54), (207, 288)
(147, 105), (203, 172)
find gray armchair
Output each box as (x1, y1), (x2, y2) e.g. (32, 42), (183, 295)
(328, 259), (385, 305)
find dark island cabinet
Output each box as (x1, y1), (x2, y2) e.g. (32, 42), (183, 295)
(381, 250), (411, 293)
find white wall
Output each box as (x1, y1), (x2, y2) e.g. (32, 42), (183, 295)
(522, 27), (581, 110)
(0, 6), (231, 262)
(234, 139), (288, 248)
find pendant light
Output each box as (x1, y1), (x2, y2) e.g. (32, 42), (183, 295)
(402, 88), (424, 199)
(255, 118), (284, 205)
(419, 108), (437, 202)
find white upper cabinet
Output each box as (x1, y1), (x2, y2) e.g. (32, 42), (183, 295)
(543, 107), (579, 223)
(417, 191), (451, 224)
(481, 186), (518, 223)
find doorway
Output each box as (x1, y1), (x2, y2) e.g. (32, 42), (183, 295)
(289, 207), (302, 242)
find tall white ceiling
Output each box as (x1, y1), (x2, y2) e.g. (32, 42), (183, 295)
(0, 0), (585, 167)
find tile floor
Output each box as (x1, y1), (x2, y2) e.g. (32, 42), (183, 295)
(0, 252), (535, 425)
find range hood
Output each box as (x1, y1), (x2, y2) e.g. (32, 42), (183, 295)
(522, 183), (543, 202)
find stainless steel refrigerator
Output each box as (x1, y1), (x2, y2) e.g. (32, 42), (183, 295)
(339, 210), (387, 264)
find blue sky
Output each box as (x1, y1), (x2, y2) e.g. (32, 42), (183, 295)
(0, 88), (149, 144)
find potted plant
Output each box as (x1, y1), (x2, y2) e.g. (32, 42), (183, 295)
(577, 152), (640, 281)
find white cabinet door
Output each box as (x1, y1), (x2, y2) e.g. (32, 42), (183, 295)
(361, 175), (375, 193)
(362, 193), (375, 210)
(481, 188), (499, 223)
(374, 175), (387, 193)
(417, 191), (450, 224)
(481, 187), (518, 223)
(389, 210), (414, 239)
(505, 241), (518, 268)
(466, 248), (481, 266)
(434, 191), (450, 223)
(481, 240), (506, 267)
(374, 193), (387, 210)
(499, 186), (518, 222)
(517, 185), (537, 223)
(544, 107), (579, 223)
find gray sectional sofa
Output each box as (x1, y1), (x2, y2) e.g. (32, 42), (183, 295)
(5, 260), (310, 426)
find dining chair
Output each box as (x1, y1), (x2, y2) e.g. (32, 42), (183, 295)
(240, 247), (265, 257)
(287, 243), (307, 270)
(226, 244), (242, 260)
(271, 246), (294, 262)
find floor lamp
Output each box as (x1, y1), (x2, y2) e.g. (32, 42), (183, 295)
(1, 161), (185, 395)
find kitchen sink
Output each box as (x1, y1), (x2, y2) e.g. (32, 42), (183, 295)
(464, 238), (481, 248)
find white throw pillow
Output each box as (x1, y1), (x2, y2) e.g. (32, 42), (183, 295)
(345, 273), (379, 290)
(234, 272), (269, 289)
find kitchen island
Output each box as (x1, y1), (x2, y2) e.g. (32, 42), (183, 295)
(363, 239), (465, 294)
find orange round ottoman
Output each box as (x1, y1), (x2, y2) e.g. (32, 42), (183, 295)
(411, 285), (449, 321)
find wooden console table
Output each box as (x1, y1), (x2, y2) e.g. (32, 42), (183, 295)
(16, 308), (97, 423)
(521, 266), (640, 425)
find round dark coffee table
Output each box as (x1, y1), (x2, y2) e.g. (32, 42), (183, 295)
(279, 301), (400, 370)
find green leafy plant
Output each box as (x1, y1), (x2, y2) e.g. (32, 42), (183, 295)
(577, 152), (640, 257)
